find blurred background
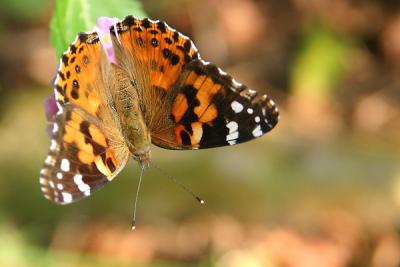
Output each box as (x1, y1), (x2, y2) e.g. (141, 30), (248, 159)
(1, 0), (400, 266)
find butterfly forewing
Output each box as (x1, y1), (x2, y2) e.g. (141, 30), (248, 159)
(113, 16), (200, 93)
(111, 17), (202, 133)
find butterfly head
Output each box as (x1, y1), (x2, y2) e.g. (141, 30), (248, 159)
(133, 146), (151, 169)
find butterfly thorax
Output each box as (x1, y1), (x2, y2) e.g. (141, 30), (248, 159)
(112, 70), (151, 168)
(123, 115), (151, 169)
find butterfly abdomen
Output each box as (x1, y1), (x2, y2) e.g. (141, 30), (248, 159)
(111, 73), (151, 161)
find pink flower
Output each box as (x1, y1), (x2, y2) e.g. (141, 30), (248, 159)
(95, 17), (120, 64)
(43, 92), (59, 136)
(44, 92), (58, 122)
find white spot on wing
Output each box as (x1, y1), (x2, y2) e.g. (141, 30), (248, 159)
(165, 23), (174, 33)
(226, 121), (239, 141)
(73, 174), (90, 193)
(226, 132), (239, 141)
(231, 101), (243, 113)
(73, 174), (82, 183)
(57, 183), (64, 190)
(190, 40), (198, 52)
(52, 123), (59, 133)
(61, 192), (73, 203)
(56, 102), (63, 115)
(60, 159), (70, 172)
(241, 89), (257, 100)
(226, 121), (238, 133)
(252, 125), (263, 137)
(255, 116), (260, 123)
(50, 140), (59, 151)
(228, 140), (237, 145)
(45, 156), (56, 166)
(232, 79), (242, 88)
(56, 172), (63, 179)
(247, 108), (253, 114)
(218, 68), (227, 75)
(268, 99), (276, 107)
(39, 178), (47, 185)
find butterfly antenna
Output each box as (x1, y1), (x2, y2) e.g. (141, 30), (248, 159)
(150, 162), (205, 205)
(132, 165), (145, 230)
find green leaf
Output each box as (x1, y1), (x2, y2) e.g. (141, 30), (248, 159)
(50, 0), (147, 58)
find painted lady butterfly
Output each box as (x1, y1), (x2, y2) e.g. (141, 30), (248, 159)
(40, 16), (279, 205)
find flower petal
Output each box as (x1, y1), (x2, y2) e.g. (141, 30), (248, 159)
(44, 92), (58, 122)
(95, 17), (120, 64)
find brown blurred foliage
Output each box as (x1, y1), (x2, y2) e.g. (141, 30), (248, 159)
(1, 0), (400, 266)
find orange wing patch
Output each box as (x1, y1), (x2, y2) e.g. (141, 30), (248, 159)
(171, 93), (188, 122)
(54, 33), (102, 116)
(115, 17), (200, 92)
(194, 77), (221, 121)
(171, 72), (224, 123)
(167, 69), (226, 148)
(62, 108), (120, 179)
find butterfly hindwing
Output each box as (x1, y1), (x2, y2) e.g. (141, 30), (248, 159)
(40, 105), (130, 204)
(151, 59), (279, 149)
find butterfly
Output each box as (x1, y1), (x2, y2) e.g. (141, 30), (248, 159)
(40, 16), (279, 205)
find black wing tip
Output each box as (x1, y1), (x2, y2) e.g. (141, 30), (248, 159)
(261, 94), (280, 128)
